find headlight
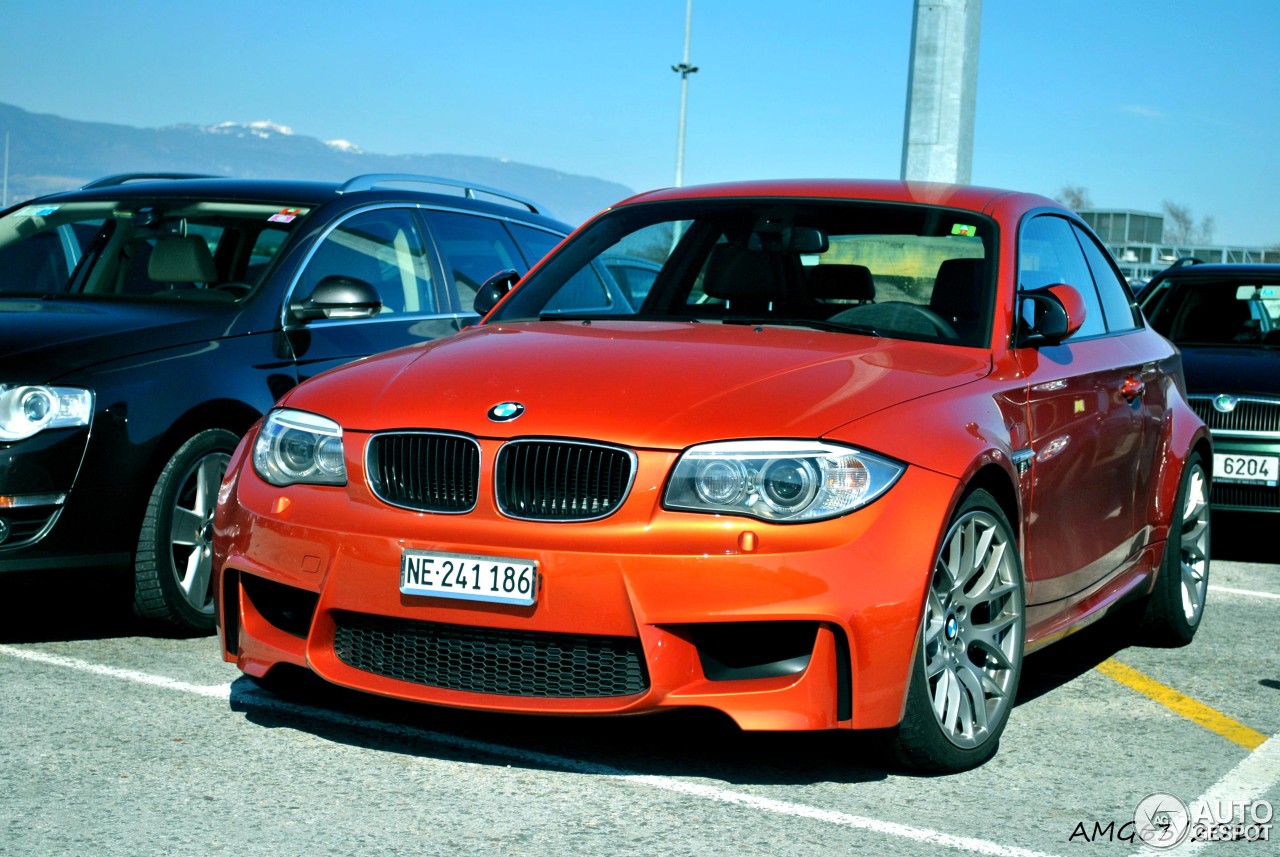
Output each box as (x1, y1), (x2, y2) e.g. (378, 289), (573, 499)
(252, 409), (346, 487)
(664, 440), (904, 522)
(0, 385), (93, 441)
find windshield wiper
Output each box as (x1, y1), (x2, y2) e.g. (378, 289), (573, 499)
(721, 316), (883, 336)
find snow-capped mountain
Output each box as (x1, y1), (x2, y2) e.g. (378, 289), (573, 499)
(0, 102), (628, 224)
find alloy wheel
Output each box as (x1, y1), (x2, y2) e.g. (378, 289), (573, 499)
(166, 451), (230, 615)
(922, 509), (1024, 749)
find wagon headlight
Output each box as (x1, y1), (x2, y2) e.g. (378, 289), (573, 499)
(664, 440), (904, 522)
(0, 385), (93, 441)
(252, 409), (346, 487)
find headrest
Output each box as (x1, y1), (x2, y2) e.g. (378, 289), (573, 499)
(808, 264), (875, 302)
(702, 243), (786, 302)
(149, 235), (216, 283)
(930, 257), (986, 319)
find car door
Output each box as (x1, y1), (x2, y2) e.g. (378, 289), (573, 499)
(1014, 214), (1149, 605)
(285, 206), (460, 383)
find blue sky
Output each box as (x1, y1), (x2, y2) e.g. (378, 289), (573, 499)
(2, 0), (1277, 244)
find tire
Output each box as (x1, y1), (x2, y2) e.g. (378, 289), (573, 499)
(133, 429), (239, 634)
(1139, 454), (1210, 647)
(890, 490), (1025, 773)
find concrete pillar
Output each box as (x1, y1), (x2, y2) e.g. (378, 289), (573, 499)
(900, 0), (982, 184)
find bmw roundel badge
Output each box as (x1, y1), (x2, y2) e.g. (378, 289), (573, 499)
(487, 401), (526, 422)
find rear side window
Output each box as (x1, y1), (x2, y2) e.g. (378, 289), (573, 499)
(1071, 224), (1141, 331)
(423, 211), (527, 308)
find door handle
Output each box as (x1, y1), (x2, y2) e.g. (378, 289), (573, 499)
(1121, 376), (1145, 401)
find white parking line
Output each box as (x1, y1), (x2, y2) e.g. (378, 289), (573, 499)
(0, 643), (1056, 857)
(1209, 585), (1280, 601)
(0, 644), (232, 698)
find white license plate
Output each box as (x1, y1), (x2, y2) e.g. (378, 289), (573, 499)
(400, 549), (538, 606)
(1213, 452), (1279, 486)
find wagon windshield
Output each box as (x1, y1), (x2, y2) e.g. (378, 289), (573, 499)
(0, 199), (306, 302)
(491, 198), (996, 347)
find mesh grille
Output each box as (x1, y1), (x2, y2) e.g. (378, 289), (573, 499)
(495, 440), (634, 521)
(333, 612), (649, 698)
(1189, 395), (1280, 435)
(1210, 483), (1280, 511)
(0, 506), (60, 550)
(367, 432), (480, 512)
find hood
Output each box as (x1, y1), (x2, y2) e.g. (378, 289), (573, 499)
(283, 320), (992, 449)
(0, 296), (247, 382)
(1180, 345), (1280, 398)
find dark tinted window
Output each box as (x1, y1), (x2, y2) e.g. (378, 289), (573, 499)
(299, 208), (437, 316)
(1145, 277), (1280, 345)
(423, 211), (526, 308)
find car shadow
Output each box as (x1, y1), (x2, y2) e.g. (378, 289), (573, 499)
(1015, 614), (1137, 705)
(226, 613), (1148, 785)
(0, 568), (197, 642)
(1212, 511), (1277, 563)
(229, 669), (897, 786)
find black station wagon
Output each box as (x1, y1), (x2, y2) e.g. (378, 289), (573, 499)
(0, 173), (573, 632)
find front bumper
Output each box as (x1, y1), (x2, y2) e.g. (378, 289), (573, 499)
(1206, 435), (1280, 512)
(215, 452), (958, 732)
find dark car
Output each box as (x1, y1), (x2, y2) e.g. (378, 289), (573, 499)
(0, 172), (572, 632)
(1139, 261), (1280, 513)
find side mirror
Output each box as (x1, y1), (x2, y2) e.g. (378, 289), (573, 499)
(473, 269), (520, 316)
(1018, 283), (1086, 346)
(289, 275), (382, 321)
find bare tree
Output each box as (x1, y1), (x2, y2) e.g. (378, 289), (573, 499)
(1162, 201), (1215, 245)
(1055, 185), (1092, 211)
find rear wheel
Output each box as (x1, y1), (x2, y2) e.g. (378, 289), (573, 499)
(1140, 454), (1210, 646)
(891, 490), (1025, 773)
(133, 429), (238, 634)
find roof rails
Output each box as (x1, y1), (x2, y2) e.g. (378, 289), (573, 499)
(338, 173), (541, 214)
(81, 172), (221, 189)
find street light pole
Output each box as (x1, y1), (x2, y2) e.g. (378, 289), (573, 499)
(671, 0), (697, 187)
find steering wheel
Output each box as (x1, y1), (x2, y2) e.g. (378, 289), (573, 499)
(829, 301), (958, 339)
(213, 282), (252, 298)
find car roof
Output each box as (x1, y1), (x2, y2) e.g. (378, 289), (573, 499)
(1152, 262), (1280, 279)
(611, 178), (1058, 214)
(15, 173), (569, 229)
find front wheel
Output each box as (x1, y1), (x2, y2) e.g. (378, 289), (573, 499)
(890, 490), (1025, 773)
(133, 429), (239, 634)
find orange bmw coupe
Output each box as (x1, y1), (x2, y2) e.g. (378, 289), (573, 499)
(212, 180), (1211, 772)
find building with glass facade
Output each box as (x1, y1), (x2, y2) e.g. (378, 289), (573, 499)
(1078, 209), (1280, 284)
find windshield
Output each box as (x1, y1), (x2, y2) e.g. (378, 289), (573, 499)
(1144, 278), (1280, 346)
(0, 199), (307, 301)
(491, 198), (995, 347)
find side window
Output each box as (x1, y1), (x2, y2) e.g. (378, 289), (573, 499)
(422, 211), (526, 310)
(299, 208), (436, 316)
(507, 223), (564, 270)
(1071, 223), (1141, 332)
(1019, 215), (1106, 338)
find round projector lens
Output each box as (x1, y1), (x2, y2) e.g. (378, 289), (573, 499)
(277, 429), (318, 475)
(760, 458), (818, 513)
(21, 389), (54, 424)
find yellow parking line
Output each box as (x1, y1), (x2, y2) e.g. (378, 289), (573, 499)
(1097, 658), (1267, 751)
